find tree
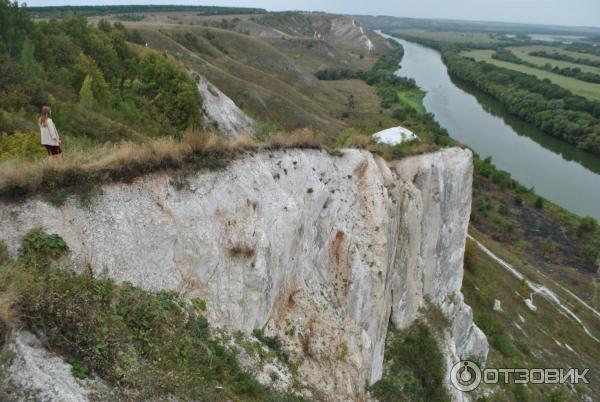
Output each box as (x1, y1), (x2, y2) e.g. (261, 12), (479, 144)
(79, 74), (95, 106)
(577, 216), (598, 236)
(534, 196), (544, 210)
(19, 38), (41, 77)
(97, 19), (112, 33)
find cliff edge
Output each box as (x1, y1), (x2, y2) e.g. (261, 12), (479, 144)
(0, 147), (487, 400)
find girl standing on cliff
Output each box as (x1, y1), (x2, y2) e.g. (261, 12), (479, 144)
(39, 106), (62, 162)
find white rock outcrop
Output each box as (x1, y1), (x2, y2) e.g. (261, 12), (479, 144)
(0, 147), (487, 401)
(195, 74), (256, 139)
(2, 331), (108, 402)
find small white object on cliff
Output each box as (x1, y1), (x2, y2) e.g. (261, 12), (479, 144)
(373, 126), (418, 146)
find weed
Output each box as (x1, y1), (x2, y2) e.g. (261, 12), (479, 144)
(252, 329), (290, 364)
(19, 228), (69, 269)
(67, 357), (90, 380)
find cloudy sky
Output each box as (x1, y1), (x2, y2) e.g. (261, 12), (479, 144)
(25, 0), (600, 27)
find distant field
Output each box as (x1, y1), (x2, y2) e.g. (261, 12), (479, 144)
(509, 46), (600, 74)
(461, 49), (600, 101)
(390, 28), (497, 44)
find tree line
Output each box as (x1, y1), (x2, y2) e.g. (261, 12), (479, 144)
(314, 45), (414, 87)
(27, 5), (266, 19)
(446, 52), (600, 155)
(565, 42), (600, 57)
(528, 50), (600, 69)
(385, 31), (600, 155)
(491, 48), (600, 84)
(0, 0), (201, 141)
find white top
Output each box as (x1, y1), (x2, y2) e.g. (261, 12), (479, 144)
(372, 126), (418, 146)
(40, 118), (60, 146)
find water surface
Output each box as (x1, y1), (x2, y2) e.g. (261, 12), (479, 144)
(378, 32), (600, 221)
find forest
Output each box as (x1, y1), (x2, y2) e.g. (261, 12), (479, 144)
(26, 5), (266, 18)
(314, 45), (414, 87)
(0, 0), (201, 150)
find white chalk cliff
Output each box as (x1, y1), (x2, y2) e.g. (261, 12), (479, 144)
(0, 147), (487, 401)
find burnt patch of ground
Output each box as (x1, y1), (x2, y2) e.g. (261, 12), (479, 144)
(471, 174), (599, 303)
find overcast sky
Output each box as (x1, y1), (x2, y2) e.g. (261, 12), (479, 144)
(24, 0), (600, 28)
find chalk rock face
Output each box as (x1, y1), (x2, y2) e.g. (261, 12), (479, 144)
(2, 331), (108, 402)
(196, 74), (256, 139)
(0, 147), (487, 401)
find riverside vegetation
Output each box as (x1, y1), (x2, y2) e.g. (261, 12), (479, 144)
(384, 30), (600, 155)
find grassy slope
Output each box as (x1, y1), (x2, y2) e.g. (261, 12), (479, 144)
(463, 231), (600, 402)
(0, 229), (305, 401)
(119, 14), (393, 140)
(460, 49), (600, 101)
(137, 26), (347, 137)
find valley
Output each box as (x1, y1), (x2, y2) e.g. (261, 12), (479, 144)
(0, 3), (599, 402)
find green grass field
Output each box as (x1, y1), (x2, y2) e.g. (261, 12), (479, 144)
(461, 49), (600, 101)
(508, 46), (600, 74)
(396, 88), (425, 114)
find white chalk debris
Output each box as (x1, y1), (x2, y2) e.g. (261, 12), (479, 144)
(373, 126), (418, 146)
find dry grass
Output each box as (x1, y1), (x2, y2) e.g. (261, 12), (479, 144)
(0, 133), (228, 204)
(0, 129), (339, 204)
(345, 134), (371, 149)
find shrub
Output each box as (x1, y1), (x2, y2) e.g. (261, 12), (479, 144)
(370, 323), (450, 402)
(252, 329), (289, 364)
(513, 383), (533, 402)
(6, 230), (302, 401)
(577, 216), (598, 236)
(534, 196), (544, 209)
(0, 132), (47, 161)
(541, 237), (556, 257)
(463, 239), (477, 273)
(19, 228), (69, 268)
(492, 334), (520, 360)
(582, 245), (599, 266)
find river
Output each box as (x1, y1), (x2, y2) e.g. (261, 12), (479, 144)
(378, 32), (600, 221)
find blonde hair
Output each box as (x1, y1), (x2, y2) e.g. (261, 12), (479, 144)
(38, 106), (51, 127)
